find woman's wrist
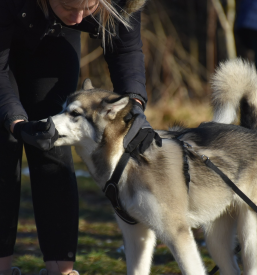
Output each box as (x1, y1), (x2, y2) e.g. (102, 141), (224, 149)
(134, 98), (142, 105)
(10, 120), (25, 133)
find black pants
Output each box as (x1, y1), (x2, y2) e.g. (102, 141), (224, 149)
(0, 27), (81, 262)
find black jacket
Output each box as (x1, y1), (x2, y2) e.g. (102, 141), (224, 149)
(0, 0), (147, 127)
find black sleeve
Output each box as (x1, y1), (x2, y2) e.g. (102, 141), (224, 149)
(0, 0), (28, 129)
(104, 11), (147, 108)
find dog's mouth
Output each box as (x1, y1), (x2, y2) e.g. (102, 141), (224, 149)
(58, 135), (67, 138)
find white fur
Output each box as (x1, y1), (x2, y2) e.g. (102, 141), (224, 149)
(67, 100), (83, 113)
(212, 102), (237, 124)
(237, 204), (257, 275)
(212, 58), (257, 124)
(116, 216), (156, 275)
(53, 100), (96, 148)
(51, 60), (257, 274)
(52, 106), (210, 274)
(101, 97), (129, 119)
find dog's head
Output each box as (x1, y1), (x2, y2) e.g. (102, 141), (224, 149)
(52, 79), (134, 153)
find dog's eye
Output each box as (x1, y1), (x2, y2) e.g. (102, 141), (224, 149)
(70, 110), (81, 117)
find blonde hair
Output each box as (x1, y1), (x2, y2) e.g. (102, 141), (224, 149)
(37, 0), (131, 49)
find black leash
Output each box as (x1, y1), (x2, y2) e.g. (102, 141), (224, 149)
(182, 141), (257, 213)
(181, 140), (257, 274)
(204, 158), (257, 212)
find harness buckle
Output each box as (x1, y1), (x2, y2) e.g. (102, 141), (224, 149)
(183, 142), (192, 149)
(201, 155), (209, 162)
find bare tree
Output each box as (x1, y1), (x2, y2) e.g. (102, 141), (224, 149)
(206, 0), (217, 75)
(211, 0), (236, 59)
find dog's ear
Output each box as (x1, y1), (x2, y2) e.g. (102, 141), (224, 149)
(82, 79), (94, 90)
(101, 96), (129, 120)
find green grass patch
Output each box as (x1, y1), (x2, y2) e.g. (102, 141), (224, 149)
(74, 252), (126, 275)
(14, 255), (45, 275)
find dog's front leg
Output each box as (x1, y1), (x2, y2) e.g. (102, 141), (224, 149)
(116, 215), (156, 275)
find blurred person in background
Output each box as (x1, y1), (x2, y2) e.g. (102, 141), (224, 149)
(0, 0), (160, 274)
(235, 0), (257, 67)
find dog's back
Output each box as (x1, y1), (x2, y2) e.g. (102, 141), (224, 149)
(155, 59), (257, 274)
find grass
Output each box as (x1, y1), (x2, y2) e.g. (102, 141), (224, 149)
(14, 104), (243, 275)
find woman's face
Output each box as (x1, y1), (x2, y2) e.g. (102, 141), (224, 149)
(49, 0), (99, 25)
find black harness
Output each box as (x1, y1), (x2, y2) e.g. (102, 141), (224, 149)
(102, 136), (257, 274)
(102, 137), (191, 225)
(103, 150), (138, 225)
(103, 135), (257, 223)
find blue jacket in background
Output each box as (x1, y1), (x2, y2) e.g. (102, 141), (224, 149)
(235, 0), (257, 31)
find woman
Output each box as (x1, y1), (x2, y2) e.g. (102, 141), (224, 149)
(0, 0), (160, 274)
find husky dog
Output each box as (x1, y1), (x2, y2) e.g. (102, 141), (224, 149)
(52, 58), (257, 275)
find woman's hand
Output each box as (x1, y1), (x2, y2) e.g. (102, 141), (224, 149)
(123, 101), (162, 154)
(12, 117), (59, 151)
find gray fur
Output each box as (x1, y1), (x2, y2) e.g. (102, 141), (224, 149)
(51, 58), (257, 275)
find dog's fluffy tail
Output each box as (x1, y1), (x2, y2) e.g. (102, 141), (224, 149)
(211, 58), (257, 129)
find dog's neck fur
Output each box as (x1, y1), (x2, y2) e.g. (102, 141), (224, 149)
(75, 135), (126, 188)
(74, 109), (132, 188)
(86, 101), (134, 187)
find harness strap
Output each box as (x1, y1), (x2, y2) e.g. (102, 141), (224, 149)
(173, 138), (191, 189)
(181, 140), (257, 213)
(103, 151), (138, 225)
(204, 158), (257, 213)
(108, 152), (131, 184)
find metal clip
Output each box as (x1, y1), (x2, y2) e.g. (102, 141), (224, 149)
(182, 140), (210, 162)
(201, 155), (209, 162)
(183, 142), (192, 149)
